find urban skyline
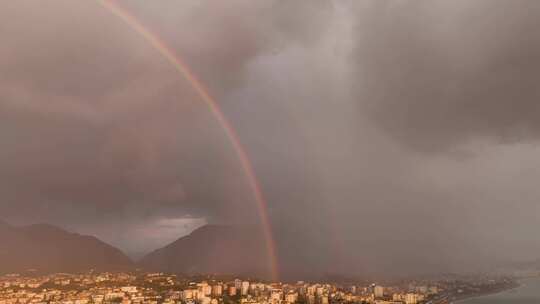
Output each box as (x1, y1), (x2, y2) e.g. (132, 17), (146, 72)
(0, 271), (523, 304)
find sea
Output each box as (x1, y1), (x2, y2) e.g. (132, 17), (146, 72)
(458, 276), (540, 304)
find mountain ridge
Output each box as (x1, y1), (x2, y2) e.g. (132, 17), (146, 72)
(139, 224), (273, 278)
(0, 221), (133, 274)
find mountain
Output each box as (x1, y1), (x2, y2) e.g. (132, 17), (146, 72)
(139, 225), (273, 278)
(0, 221), (133, 274)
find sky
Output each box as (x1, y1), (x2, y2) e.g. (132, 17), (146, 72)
(2, 0), (540, 276)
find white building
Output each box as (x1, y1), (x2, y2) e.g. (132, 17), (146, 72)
(374, 286), (384, 298)
(405, 293), (418, 304)
(241, 281), (250, 296)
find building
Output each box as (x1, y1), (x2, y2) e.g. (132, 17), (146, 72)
(199, 283), (212, 296)
(374, 286), (384, 298)
(285, 293), (297, 304)
(212, 285), (223, 296)
(182, 289), (194, 301)
(241, 281), (250, 296)
(234, 280), (242, 290)
(405, 293), (418, 304)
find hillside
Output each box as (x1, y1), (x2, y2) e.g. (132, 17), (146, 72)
(0, 222), (133, 274)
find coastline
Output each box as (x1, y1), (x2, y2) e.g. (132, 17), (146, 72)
(452, 281), (522, 303)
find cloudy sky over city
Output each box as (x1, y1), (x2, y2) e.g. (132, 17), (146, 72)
(2, 0), (540, 275)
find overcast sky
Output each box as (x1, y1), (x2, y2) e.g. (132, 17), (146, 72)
(2, 0), (540, 276)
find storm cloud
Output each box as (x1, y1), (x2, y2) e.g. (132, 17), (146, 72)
(355, 0), (540, 151)
(2, 0), (540, 277)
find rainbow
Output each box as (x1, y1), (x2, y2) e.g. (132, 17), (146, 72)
(98, 0), (279, 281)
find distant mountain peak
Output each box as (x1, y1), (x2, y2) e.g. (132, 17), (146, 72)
(139, 224), (272, 279)
(0, 222), (133, 274)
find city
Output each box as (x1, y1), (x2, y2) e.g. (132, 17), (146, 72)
(0, 272), (520, 304)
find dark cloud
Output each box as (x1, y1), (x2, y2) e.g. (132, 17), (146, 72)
(355, 0), (540, 152)
(2, 0), (540, 277)
(0, 0), (333, 257)
(121, 0), (333, 94)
